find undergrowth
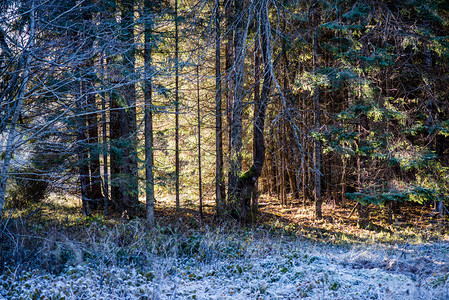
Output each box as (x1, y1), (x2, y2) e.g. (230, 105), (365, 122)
(0, 196), (448, 299)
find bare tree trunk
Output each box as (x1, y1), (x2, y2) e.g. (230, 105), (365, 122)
(252, 41), (261, 214)
(76, 96), (91, 216)
(225, 0), (234, 190)
(357, 115), (370, 228)
(174, 0), (180, 211)
(197, 65), (203, 219)
(109, 81), (121, 210)
(107, 0), (122, 211)
(341, 157), (347, 207)
(301, 116), (307, 207)
(280, 122), (286, 206)
(312, 4), (322, 219)
(101, 65), (109, 216)
(287, 167), (298, 200)
(121, 0), (138, 217)
(144, 0), (155, 227)
(215, 0), (225, 216)
(85, 80), (103, 209)
(228, 0), (244, 206)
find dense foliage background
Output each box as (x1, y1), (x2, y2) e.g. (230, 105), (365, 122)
(1, 0), (449, 226)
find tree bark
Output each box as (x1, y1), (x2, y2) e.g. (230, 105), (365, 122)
(225, 0), (234, 194)
(215, 0), (225, 216)
(144, 0), (155, 227)
(85, 79), (103, 209)
(76, 95), (91, 216)
(121, 0), (139, 217)
(252, 41), (261, 214)
(228, 0), (247, 207)
(312, 4), (323, 219)
(232, 0), (272, 223)
(101, 55), (109, 216)
(197, 65), (203, 219)
(109, 80), (121, 210)
(174, 0), (180, 211)
(108, 0), (122, 211)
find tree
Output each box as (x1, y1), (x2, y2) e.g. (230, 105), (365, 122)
(144, 0), (156, 227)
(311, 2), (323, 219)
(227, 0), (249, 216)
(174, 0), (180, 211)
(0, 0), (36, 215)
(119, 0), (139, 217)
(215, 0), (225, 216)
(226, 0), (273, 222)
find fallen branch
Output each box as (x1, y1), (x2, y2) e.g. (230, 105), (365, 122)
(348, 203), (360, 219)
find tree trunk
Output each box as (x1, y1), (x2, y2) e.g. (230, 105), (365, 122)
(109, 80), (121, 210)
(144, 0), (155, 227)
(232, 0), (272, 223)
(280, 122), (286, 206)
(76, 96), (91, 216)
(121, 0), (139, 217)
(85, 80), (103, 209)
(252, 41), (261, 214)
(215, 0), (225, 216)
(225, 0), (234, 197)
(108, 0), (122, 211)
(287, 167), (299, 199)
(227, 0), (246, 211)
(357, 114), (370, 227)
(101, 59), (109, 216)
(174, 0), (180, 211)
(312, 5), (323, 219)
(81, 3), (103, 210)
(197, 65), (203, 219)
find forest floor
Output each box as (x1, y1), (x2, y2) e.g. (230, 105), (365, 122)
(1, 193), (448, 299)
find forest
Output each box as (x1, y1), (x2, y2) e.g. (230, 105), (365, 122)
(1, 0), (449, 299)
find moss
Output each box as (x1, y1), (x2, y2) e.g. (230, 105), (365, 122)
(239, 165), (256, 182)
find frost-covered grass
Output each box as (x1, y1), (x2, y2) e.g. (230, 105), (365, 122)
(1, 219), (448, 299)
(1, 195), (448, 299)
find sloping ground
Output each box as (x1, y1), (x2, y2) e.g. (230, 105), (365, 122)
(1, 234), (448, 299)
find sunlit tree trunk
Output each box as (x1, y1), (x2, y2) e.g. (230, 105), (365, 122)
(196, 65), (203, 219)
(144, 0), (155, 227)
(174, 0), (180, 211)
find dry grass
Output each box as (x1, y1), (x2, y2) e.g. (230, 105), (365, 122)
(256, 194), (449, 245)
(0, 193), (448, 299)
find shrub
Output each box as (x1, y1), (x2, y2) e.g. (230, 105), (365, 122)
(7, 167), (49, 208)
